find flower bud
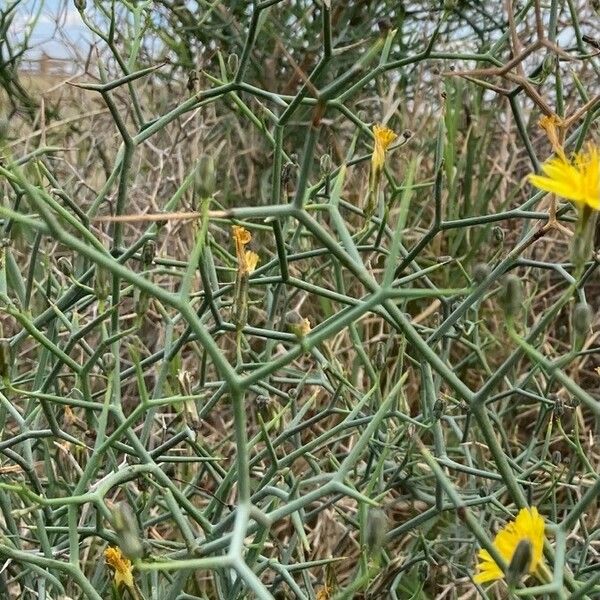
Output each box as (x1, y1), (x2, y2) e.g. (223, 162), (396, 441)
(57, 256), (72, 276)
(573, 302), (592, 337)
(186, 69), (199, 92)
(553, 397), (565, 419)
(0, 338), (11, 378)
(472, 262), (490, 284)
(365, 508), (388, 556)
(281, 160), (297, 188)
(74, 0), (86, 11)
(255, 395), (271, 417)
(498, 274), (522, 318)
(374, 341), (386, 370)
(433, 398), (445, 421)
(110, 503), (143, 560)
(94, 267), (111, 301)
(195, 156), (216, 199)
(227, 53), (239, 75)
(101, 352), (115, 373)
(0, 116), (9, 142)
(141, 239), (156, 266)
(319, 153), (333, 177)
(506, 539), (532, 588)
(492, 226), (505, 244)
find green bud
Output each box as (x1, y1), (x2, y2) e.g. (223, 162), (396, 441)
(506, 539), (532, 588)
(141, 239), (156, 266)
(373, 341), (386, 370)
(0, 338), (11, 378)
(101, 352), (115, 373)
(472, 262), (491, 284)
(74, 0), (86, 11)
(319, 153), (333, 176)
(492, 226), (505, 244)
(57, 256), (72, 276)
(227, 53), (239, 75)
(573, 302), (592, 337)
(135, 290), (149, 318)
(433, 398), (445, 421)
(186, 70), (199, 92)
(541, 54), (557, 77)
(255, 394), (271, 416)
(195, 156), (216, 199)
(111, 503), (143, 560)
(94, 267), (111, 301)
(553, 397), (565, 419)
(281, 160), (297, 188)
(0, 116), (9, 142)
(498, 274), (522, 318)
(365, 508), (388, 556)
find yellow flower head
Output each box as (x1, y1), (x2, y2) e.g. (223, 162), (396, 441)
(371, 124), (397, 173)
(529, 143), (600, 211)
(104, 546), (134, 589)
(475, 507), (545, 585)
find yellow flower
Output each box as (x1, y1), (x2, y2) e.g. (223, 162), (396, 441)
(529, 143), (600, 211)
(371, 124), (397, 173)
(475, 507), (545, 585)
(104, 546), (134, 589)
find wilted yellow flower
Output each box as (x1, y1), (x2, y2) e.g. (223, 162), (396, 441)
(244, 250), (259, 274)
(232, 226), (258, 275)
(232, 225), (251, 253)
(529, 143), (600, 211)
(315, 586), (331, 600)
(298, 317), (311, 337)
(538, 115), (562, 153)
(104, 546), (134, 589)
(371, 124), (397, 173)
(475, 507), (545, 585)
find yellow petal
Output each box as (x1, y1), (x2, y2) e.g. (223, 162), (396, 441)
(244, 250), (259, 274)
(371, 124), (397, 172)
(529, 144), (600, 210)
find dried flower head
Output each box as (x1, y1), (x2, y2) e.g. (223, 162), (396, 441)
(475, 507), (545, 585)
